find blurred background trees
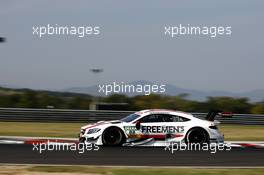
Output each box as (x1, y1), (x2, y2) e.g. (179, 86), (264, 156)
(0, 86), (263, 114)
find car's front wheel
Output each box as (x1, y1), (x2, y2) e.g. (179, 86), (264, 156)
(102, 127), (125, 146)
(185, 127), (209, 144)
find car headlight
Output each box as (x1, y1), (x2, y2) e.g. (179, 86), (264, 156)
(87, 128), (101, 134)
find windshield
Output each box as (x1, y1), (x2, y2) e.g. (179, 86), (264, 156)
(120, 113), (140, 122)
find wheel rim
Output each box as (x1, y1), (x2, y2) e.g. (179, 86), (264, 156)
(103, 128), (122, 145)
(188, 129), (207, 143)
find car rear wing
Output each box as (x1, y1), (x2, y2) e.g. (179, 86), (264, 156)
(205, 110), (233, 121)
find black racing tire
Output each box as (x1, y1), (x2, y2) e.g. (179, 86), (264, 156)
(185, 127), (209, 144)
(102, 127), (125, 146)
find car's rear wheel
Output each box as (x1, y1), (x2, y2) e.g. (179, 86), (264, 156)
(185, 127), (209, 144)
(102, 127), (124, 146)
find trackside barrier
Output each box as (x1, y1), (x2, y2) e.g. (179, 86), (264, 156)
(0, 108), (263, 125)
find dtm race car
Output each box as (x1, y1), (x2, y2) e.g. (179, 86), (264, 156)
(79, 109), (227, 146)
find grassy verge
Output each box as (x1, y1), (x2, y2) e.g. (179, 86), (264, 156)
(21, 166), (264, 175)
(2, 166), (264, 175)
(219, 125), (264, 141)
(0, 122), (263, 141)
(0, 122), (85, 138)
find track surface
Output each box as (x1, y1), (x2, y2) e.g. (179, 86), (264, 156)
(0, 144), (264, 166)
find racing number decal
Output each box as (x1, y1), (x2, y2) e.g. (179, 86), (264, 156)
(124, 126), (137, 135)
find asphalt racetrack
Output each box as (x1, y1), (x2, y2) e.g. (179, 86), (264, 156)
(0, 144), (264, 166)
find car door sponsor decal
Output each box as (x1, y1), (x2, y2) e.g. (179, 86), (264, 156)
(141, 126), (184, 133)
(124, 126), (184, 135)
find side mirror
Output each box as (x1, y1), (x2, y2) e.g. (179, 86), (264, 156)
(135, 121), (141, 130)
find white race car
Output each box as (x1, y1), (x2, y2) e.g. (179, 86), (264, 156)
(79, 109), (226, 146)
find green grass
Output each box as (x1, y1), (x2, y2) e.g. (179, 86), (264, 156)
(0, 122), (263, 141)
(27, 166), (264, 175)
(219, 125), (264, 141)
(0, 122), (85, 138)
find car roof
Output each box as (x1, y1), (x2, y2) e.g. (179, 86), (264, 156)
(135, 109), (194, 119)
